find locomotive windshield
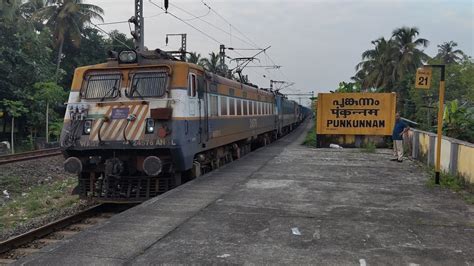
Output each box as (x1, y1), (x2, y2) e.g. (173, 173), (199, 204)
(81, 73), (122, 100)
(129, 72), (168, 98)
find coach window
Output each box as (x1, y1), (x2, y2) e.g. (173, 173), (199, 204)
(229, 98), (235, 116)
(237, 99), (242, 115)
(220, 96), (228, 116)
(243, 100), (248, 115)
(188, 73), (197, 97)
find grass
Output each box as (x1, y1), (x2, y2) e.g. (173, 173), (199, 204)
(302, 129), (317, 147)
(361, 141), (376, 153)
(0, 177), (80, 231)
(425, 167), (474, 205)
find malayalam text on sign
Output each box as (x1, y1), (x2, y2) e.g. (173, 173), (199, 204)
(316, 93), (396, 135)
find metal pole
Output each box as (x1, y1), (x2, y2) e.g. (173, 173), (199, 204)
(435, 65), (445, 185)
(134, 0), (144, 51)
(46, 102), (49, 143)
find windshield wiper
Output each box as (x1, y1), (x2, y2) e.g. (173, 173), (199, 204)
(100, 85), (119, 102)
(129, 80), (144, 100)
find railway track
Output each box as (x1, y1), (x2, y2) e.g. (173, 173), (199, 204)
(0, 148), (62, 165)
(0, 203), (134, 265)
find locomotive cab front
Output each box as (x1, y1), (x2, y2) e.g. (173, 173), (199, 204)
(60, 50), (195, 202)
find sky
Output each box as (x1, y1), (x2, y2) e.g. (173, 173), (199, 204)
(90, 0), (473, 105)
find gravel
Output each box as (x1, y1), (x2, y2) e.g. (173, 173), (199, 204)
(0, 155), (75, 190)
(0, 155), (96, 241)
(0, 200), (96, 241)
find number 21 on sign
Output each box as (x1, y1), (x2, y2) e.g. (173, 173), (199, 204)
(415, 67), (432, 89)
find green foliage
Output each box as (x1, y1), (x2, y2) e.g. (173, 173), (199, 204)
(443, 100), (474, 142)
(33, 82), (66, 103)
(0, 177), (79, 230)
(361, 141), (376, 153)
(354, 27), (429, 111)
(0, 1), (133, 141)
(2, 100), (27, 118)
(335, 81), (361, 93)
(48, 121), (63, 141)
(435, 41), (465, 64)
(426, 170), (463, 191)
(303, 129), (317, 147)
(201, 52), (221, 74)
(345, 25), (473, 143)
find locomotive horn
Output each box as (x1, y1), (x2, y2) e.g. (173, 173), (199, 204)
(143, 156), (162, 176)
(64, 157), (83, 174)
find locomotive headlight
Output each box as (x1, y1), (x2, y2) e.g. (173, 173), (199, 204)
(145, 118), (155, 134)
(83, 120), (93, 135)
(118, 50), (138, 64)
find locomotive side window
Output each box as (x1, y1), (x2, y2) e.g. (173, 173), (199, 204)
(210, 95), (218, 117)
(188, 73), (197, 97)
(82, 73), (121, 99)
(129, 72), (168, 98)
(221, 96), (228, 116)
(243, 100), (248, 115)
(229, 98), (235, 116)
(249, 101), (253, 115)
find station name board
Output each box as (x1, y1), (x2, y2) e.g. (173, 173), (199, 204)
(316, 93), (396, 135)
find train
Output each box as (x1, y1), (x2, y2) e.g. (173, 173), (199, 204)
(60, 49), (311, 202)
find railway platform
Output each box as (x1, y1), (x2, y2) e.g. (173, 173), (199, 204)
(16, 122), (473, 265)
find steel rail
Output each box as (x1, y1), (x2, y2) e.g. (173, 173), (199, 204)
(0, 204), (106, 254)
(0, 148), (62, 165)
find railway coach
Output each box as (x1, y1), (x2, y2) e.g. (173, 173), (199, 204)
(60, 49), (306, 202)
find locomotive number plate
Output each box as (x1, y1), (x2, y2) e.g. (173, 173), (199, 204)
(111, 108), (129, 119)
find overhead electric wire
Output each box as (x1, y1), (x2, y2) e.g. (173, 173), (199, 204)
(97, 20), (129, 26)
(90, 21), (133, 49)
(199, 1), (290, 85)
(201, 0), (261, 49)
(168, 2), (259, 50)
(148, 0), (223, 45)
(147, 0), (276, 86)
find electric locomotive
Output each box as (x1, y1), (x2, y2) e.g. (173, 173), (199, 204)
(61, 49), (307, 202)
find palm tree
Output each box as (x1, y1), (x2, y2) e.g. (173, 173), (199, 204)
(20, 0), (46, 19)
(201, 52), (220, 73)
(436, 41), (465, 64)
(391, 27), (429, 81)
(355, 37), (396, 91)
(0, 0), (20, 20)
(34, 0), (104, 78)
(187, 52), (201, 64)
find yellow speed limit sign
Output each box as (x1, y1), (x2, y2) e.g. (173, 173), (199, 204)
(415, 67), (432, 89)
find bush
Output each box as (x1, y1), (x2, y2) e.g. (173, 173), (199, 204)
(361, 141), (376, 153)
(303, 129), (317, 147)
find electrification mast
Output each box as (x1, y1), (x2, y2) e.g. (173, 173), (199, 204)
(129, 0), (145, 51)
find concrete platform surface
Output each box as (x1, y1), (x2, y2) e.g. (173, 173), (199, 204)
(17, 122), (474, 265)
